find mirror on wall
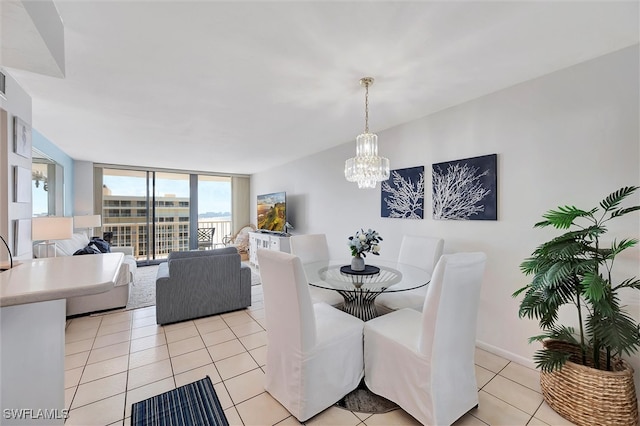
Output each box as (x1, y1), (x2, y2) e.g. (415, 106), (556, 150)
(32, 148), (64, 217)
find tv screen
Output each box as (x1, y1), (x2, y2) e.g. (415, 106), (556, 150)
(257, 192), (286, 233)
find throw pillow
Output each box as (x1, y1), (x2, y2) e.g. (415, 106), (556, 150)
(90, 237), (111, 253)
(73, 244), (102, 255)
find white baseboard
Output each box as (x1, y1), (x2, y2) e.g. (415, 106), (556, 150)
(476, 340), (536, 370)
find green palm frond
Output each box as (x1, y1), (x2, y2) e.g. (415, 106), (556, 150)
(614, 278), (640, 291)
(519, 258), (539, 275)
(610, 206), (640, 218)
(517, 281), (574, 328)
(535, 206), (597, 229)
(517, 289), (550, 320)
(517, 288), (561, 324)
(600, 186), (638, 212)
(533, 348), (573, 372)
(528, 326), (579, 345)
(512, 284), (532, 298)
(587, 287), (617, 317)
(532, 225), (606, 258)
(607, 239), (639, 259)
(581, 272), (607, 303)
(533, 219), (552, 228)
(543, 262), (575, 288)
(536, 239), (587, 262)
(587, 311), (640, 357)
(536, 226), (603, 252)
(578, 225), (607, 241)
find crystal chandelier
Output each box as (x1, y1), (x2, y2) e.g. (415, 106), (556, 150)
(344, 77), (390, 189)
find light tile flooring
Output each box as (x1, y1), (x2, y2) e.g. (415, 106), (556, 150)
(64, 284), (574, 426)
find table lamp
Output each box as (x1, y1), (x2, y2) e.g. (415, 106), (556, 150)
(74, 214), (102, 238)
(32, 216), (73, 258)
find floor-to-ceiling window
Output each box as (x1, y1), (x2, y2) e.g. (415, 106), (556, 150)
(197, 175), (232, 247)
(153, 172), (190, 258)
(101, 169), (149, 259)
(98, 167), (232, 265)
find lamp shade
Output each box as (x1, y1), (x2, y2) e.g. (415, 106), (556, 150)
(32, 217), (74, 241)
(74, 214), (102, 228)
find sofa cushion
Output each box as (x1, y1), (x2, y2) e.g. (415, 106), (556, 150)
(167, 247), (238, 262)
(55, 233), (90, 257)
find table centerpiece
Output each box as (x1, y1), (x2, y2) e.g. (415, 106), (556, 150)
(348, 228), (382, 271)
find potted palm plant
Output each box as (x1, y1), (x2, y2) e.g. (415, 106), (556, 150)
(513, 186), (640, 426)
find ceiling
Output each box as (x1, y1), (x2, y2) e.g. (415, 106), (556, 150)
(2, 1), (638, 175)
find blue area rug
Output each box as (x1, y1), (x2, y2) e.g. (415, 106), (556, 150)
(131, 376), (228, 426)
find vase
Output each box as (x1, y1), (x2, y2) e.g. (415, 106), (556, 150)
(351, 255), (365, 271)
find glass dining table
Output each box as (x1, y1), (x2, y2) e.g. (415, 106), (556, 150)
(303, 259), (431, 321)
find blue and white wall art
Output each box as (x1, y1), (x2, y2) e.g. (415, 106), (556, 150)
(432, 154), (497, 220)
(381, 166), (425, 219)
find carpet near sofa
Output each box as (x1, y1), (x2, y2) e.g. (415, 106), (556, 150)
(127, 265), (159, 310)
(126, 262), (262, 310)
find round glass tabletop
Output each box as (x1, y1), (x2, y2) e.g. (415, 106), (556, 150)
(304, 259), (431, 293)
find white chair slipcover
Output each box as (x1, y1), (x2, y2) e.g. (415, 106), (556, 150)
(375, 235), (444, 311)
(364, 252), (486, 426)
(289, 233), (344, 306)
(257, 249), (364, 422)
(289, 233), (330, 263)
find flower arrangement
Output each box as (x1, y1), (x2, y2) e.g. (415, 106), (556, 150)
(348, 228), (383, 257)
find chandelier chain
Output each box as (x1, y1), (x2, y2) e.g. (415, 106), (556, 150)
(364, 82), (369, 133)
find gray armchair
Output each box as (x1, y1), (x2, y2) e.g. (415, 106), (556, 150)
(155, 247), (251, 324)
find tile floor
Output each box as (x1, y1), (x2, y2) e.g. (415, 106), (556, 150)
(63, 284), (575, 426)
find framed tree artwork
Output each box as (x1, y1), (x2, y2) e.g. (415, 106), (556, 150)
(381, 166), (425, 219)
(13, 166), (31, 203)
(13, 116), (32, 159)
(432, 154), (497, 220)
(14, 219), (31, 256)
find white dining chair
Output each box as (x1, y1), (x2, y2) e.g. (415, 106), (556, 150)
(257, 249), (365, 422)
(364, 252), (487, 426)
(375, 235), (444, 311)
(289, 233), (344, 306)
(289, 233), (330, 263)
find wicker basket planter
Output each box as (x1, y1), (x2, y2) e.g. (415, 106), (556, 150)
(540, 340), (638, 426)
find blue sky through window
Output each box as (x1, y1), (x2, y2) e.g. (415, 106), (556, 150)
(103, 174), (230, 214)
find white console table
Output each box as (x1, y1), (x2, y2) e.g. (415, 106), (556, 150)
(249, 232), (290, 267)
(0, 253), (123, 425)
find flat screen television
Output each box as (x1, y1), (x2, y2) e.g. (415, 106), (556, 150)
(257, 192), (286, 233)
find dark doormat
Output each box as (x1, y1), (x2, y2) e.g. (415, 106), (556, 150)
(131, 376), (228, 426)
(335, 380), (399, 414)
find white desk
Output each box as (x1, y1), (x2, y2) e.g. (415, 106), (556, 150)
(0, 253), (123, 425)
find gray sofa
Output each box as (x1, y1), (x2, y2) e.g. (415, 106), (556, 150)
(155, 247), (251, 325)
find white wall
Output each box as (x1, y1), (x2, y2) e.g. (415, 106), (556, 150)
(73, 160), (94, 215)
(0, 69), (33, 261)
(252, 46), (640, 389)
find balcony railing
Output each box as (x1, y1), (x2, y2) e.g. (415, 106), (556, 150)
(102, 219), (232, 261)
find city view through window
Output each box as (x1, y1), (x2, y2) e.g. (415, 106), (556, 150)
(101, 169), (231, 262)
